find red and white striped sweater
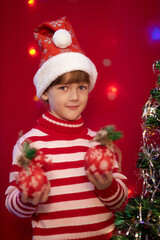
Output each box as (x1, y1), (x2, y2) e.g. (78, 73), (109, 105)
(5, 112), (128, 240)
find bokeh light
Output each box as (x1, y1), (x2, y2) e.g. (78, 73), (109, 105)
(103, 58), (112, 67)
(28, 47), (37, 56)
(147, 23), (160, 43)
(106, 85), (118, 100)
(28, 0), (35, 6)
(151, 27), (160, 41)
(33, 95), (39, 102)
(128, 189), (132, 195)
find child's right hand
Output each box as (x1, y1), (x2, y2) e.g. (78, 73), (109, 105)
(86, 170), (113, 190)
(21, 181), (51, 206)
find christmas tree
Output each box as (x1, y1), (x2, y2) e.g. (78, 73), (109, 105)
(111, 60), (160, 240)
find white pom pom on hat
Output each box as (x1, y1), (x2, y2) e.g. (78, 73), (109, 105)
(33, 16), (98, 98)
(53, 29), (72, 48)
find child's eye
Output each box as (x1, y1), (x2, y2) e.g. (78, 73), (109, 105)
(79, 85), (88, 90)
(59, 86), (68, 91)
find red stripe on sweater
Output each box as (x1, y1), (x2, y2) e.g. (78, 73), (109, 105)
(35, 206), (110, 221)
(38, 146), (89, 154)
(46, 190), (97, 203)
(104, 189), (125, 209)
(49, 175), (89, 187)
(28, 131), (92, 142)
(49, 160), (85, 170)
(10, 164), (21, 172)
(99, 181), (126, 204)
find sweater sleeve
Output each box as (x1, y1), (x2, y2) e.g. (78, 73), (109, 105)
(95, 171), (128, 210)
(5, 140), (38, 218)
(5, 187), (37, 218)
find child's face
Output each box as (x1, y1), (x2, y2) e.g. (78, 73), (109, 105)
(42, 74), (89, 121)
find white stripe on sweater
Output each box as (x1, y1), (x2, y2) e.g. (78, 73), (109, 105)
(42, 114), (83, 128)
(5, 185), (17, 195)
(37, 198), (105, 213)
(30, 138), (90, 149)
(49, 182), (94, 196)
(32, 212), (113, 228)
(19, 128), (48, 143)
(46, 152), (86, 163)
(9, 171), (18, 183)
(113, 172), (127, 180)
(116, 178), (128, 196)
(87, 129), (96, 137)
(46, 167), (86, 180)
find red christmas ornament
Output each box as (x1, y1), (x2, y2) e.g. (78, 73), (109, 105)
(84, 145), (115, 174)
(17, 164), (48, 197)
(84, 126), (122, 174)
(16, 141), (50, 197)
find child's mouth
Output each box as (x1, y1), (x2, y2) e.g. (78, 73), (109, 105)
(66, 106), (79, 110)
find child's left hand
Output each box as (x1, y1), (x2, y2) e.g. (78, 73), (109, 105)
(85, 170), (113, 190)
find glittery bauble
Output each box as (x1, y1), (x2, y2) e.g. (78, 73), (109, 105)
(136, 221), (151, 234)
(145, 127), (160, 148)
(142, 99), (156, 120)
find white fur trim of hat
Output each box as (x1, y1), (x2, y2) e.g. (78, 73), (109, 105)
(34, 52), (98, 98)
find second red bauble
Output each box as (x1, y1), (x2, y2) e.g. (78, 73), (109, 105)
(84, 145), (115, 174)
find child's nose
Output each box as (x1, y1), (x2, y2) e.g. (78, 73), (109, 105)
(69, 88), (79, 100)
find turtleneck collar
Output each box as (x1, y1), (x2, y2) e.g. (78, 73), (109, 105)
(37, 112), (85, 134)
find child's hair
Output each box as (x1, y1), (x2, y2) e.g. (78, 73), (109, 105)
(44, 70), (90, 93)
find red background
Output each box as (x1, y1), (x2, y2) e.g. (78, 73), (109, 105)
(1, 0), (160, 239)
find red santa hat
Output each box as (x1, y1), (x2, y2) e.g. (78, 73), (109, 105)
(33, 16), (98, 98)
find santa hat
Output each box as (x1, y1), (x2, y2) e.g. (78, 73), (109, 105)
(33, 16), (98, 98)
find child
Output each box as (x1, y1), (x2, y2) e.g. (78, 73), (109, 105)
(5, 16), (128, 240)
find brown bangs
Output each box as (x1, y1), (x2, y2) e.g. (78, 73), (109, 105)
(45, 70), (90, 92)
(60, 70), (90, 85)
